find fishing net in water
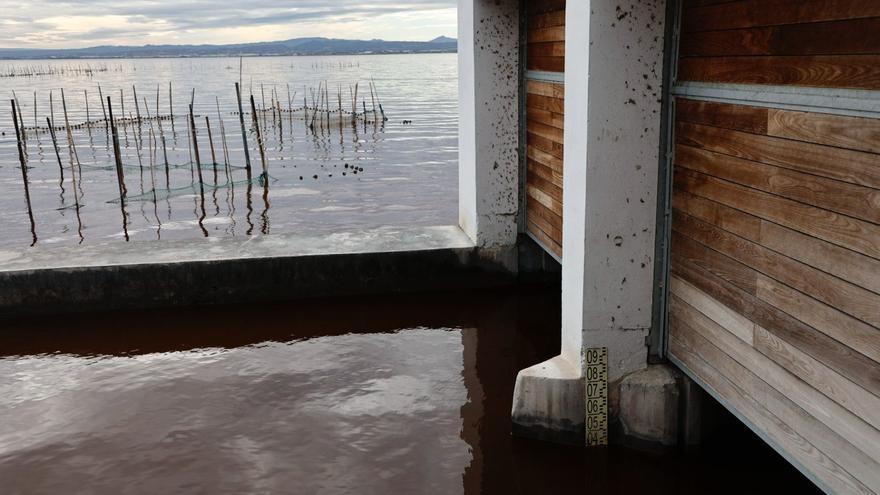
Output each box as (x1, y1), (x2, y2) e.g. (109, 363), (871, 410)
(79, 160), (250, 173)
(107, 173), (271, 204)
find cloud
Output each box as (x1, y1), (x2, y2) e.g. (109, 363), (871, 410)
(0, 0), (457, 48)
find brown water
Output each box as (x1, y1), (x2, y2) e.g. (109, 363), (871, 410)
(0, 285), (820, 494)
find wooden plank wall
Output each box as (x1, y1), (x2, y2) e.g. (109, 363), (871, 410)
(526, 80), (564, 257)
(678, 0), (880, 89)
(527, 0), (566, 72)
(525, 0), (565, 258)
(670, 2), (880, 493)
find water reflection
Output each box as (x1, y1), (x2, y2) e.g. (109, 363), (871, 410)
(1, 54), (458, 249)
(0, 286), (820, 494)
(1, 330), (473, 494)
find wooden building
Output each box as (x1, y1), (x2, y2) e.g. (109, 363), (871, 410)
(667, 2), (880, 493)
(488, 1), (880, 493)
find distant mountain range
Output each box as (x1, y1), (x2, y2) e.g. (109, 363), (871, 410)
(0, 36), (458, 60)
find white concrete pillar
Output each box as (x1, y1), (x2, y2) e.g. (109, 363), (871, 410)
(458, 0), (520, 248)
(563, 0), (666, 383)
(513, 0), (667, 443)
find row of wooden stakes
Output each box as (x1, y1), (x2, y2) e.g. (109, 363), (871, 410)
(7, 78), (388, 245)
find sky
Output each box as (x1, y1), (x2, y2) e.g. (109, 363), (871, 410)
(0, 0), (458, 49)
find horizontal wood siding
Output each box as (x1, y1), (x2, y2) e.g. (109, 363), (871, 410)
(678, 1), (880, 89)
(669, 97), (880, 494)
(526, 80), (564, 257)
(527, 0), (566, 72)
(525, 0), (565, 258)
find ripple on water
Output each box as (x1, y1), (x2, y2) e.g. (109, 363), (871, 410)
(0, 328), (472, 494)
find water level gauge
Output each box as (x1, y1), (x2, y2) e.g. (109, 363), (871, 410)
(585, 347), (608, 447)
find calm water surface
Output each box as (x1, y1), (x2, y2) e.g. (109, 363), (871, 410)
(0, 285), (820, 494)
(0, 54), (457, 249)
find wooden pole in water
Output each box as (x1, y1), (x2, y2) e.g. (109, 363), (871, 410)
(12, 100), (36, 245)
(12, 90), (26, 153)
(269, 86), (275, 121)
(131, 112), (144, 176)
(185, 122), (194, 180)
(189, 104), (204, 186)
(142, 96), (153, 125)
(155, 85), (164, 133)
(132, 85), (141, 122)
(50, 90), (55, 127)
(147, 127), (158, 201)
(168, 82), (174, 126)
(215, 97), (228, 164)
(120, 88), (126, 128)
(372, 78), (387, 121)
(352, 82), (359, 123)
(143, 96), (159, 173)
(215, 96), (231, 185)
(84, 89), (92, 136)
(106, 96), (127, 199)
(304, 92), (309, 127)
(320, 82), (327, 130)
(33, 91), (38, 137)
(274, 87), (282, 134)
(205, 116), (218, 184)
(47, 117), (64, 179)
(287, 83), (293, 127)
(309, 84), (319, 130)
(249, 94), (268, 180)
(153, 86), (168, 183)
(133, 87), (145, 145)
(107, 96), (131, 242)
(11, 100), (23, 162)
(317, 82), (323, 131)
(259, 83), (267, 130)
(161, 133), (169, 188)
(49, 117), (81, 214)
(189, 104), (208, 236)
(60, 88), (80, 166)
(11, 101), (28, 175)
(234, 82), (252, 178)
(98, 84), (107, 122)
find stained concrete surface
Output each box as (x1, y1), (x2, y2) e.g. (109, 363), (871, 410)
(0, 225), (516, 317)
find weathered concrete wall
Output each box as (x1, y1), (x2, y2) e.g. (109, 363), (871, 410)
(458, 0), (520, 248)
(513, 0), (668, 444)
(0, 226), (517, 317)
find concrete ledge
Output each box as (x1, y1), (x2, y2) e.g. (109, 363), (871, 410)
(0, 225), (517, 317)
(511, 355), (584, 445)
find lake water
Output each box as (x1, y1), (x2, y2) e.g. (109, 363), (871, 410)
(0, 284), (820, 494)
(0, 54), (458, 249)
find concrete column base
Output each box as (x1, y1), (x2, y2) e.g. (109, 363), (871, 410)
(512, 362), (697, 448)
(511, 355), (584, 445)
(617, 364), (681, 448)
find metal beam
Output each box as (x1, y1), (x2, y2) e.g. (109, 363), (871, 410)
(673, 81), (880, 119)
